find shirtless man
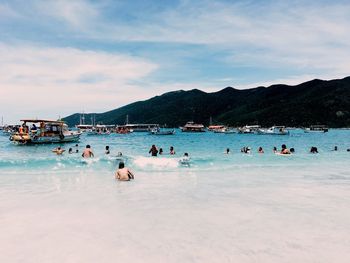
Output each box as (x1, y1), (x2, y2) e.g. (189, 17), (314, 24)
(82, 145), (94, 158)
(115, 162), (134, 181)
(52, 146), (65, 155)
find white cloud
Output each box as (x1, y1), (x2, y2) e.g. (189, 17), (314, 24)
(0, 43), (158, 123)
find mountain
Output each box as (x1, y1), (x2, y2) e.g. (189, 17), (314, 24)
(63, 77), (350, 127)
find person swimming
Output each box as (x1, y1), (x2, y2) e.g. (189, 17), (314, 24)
(159, 148), (163, 155)
(82, 145), (94, 158)
(310, 146), (318, 154)
(149, 144), (158, 156)
(52, 146), (65, 155)
(258, 147), (264, 153)
(333, 146), (338, 151)
(225, 148), (230, 154)
(115, 161), (134, 181)
(68, 148), (73, 154)
(170, 146), (176, 155)
(105, 145), (110, 155)
(273, 146), (277, 153)
(290, 148), (295, 153)
(75, 144), (79, 153)
(241, 147), (251, 154)
(280, 144), (291, 154)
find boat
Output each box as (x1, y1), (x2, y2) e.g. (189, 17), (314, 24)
(180, 122), (206, 132)
(9, 119), (81, 144)
(304, 125), (329, 133)
(257, 126), (289, 135)
(86, 125), (112, 135)
(116, 126), (133, 134)
(237, 125), (261, 134)
(149, 128), (175, 135)
(213, 127), (236, 134)
(76, 124), (93, 133)
(208, 125), (225, 131)
(121, 123), (159, 132)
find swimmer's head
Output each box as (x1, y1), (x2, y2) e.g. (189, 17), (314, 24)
(86, 145), (91, 148)
(119, 161), (125, 169)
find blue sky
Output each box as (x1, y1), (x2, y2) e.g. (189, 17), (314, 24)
(0, 0), (349, 123)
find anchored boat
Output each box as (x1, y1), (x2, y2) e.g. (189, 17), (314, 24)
(149, 128), (175, 135)
(257, 126), (289, 135)
(304, 125), (329, 133)
(180, 122), (206, 132)
(10, 119), (81, 144)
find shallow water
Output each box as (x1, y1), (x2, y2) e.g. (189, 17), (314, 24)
(1, 129), (350, 262)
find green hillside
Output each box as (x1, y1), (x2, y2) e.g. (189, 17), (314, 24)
(63, 77), (350, 127)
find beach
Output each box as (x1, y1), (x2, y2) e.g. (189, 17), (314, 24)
(1, 130), (350, 262)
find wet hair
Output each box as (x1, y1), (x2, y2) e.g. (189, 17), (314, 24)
(119, 161), (125, 169)
(226, 148), (230, 153)
(170, 146), (174, 150)
(184, 152), (189, 157)
(106, 146), (109, 150)
(258, 147), (263, 151)
(75, 144), (78, 147)
(281, 144), (287, 149)
(86, 145), (91, 148)
(290, 148), (295, 153)
(68, 148), (72, 152)
(57, 147), (61, 150)
(159, 148), (163, 154)
(273, 146), (277, 151)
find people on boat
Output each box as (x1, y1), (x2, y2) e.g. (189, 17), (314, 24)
(310, 146), (318, 154)
(115, 161), (134, 181)
(159, 148), (163, 155)
(258, 147), (264, 153)
(31, 123), (37, 132)
(273, 146), (277, 153)
(75, 144), (79, 153)
(19, 126), (24, 135)
(149, 144), (158, 156)
(68, 148), (73, 154)
(105, 146), (110, 155)
(280, 144), (291, 154)
(170, 146), (176, 155)
(52, 146), (65, 155)
(82, 145), (94, 158)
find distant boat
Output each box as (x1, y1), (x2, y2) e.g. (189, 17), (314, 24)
(180, 122), (206, 132)
(213, 127), (236, 134)
(86, 125), (113, 135)
(257, 126), (289, 135)
(237, 125), (261, 134)
(76, 124), (93, 133)
(304, 125), (329, 133)
(10, 119), (81, 144)
(149, 128), (175, 135)
(121, 123), (159, 132)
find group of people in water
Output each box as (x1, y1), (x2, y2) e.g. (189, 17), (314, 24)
(149, 145), (176, 156)
(224, 144), (348, 155)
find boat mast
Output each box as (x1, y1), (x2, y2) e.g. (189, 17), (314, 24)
(126, 114), (129, 125)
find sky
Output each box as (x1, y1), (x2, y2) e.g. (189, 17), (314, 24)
(0, 0), (349, 124)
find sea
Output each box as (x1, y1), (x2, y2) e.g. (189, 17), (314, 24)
(1, 129), (349, 262)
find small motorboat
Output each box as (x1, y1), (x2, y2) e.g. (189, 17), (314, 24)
(257, 126), (289, 135)
(304, 125), (329, 133)
(149, 128), (175, 135)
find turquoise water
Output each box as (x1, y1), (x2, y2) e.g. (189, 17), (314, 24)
(1, 129), (350, 262)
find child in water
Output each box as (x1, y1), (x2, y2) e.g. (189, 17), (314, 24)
(105, 146), (110, 155)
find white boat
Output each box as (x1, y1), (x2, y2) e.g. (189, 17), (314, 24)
(86, 125), (112, 135)
(10, 119), (81, 144)
(257, 126), (289, 135)
(180, 122), (206, 132)
(304, 125), (329, 133)
(76, 124), (93, 133)
(149, 128), (175, 135)
(213, 127), (236, 134)
(121, 123), (159, 132)
(237, 125), (261, 134)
